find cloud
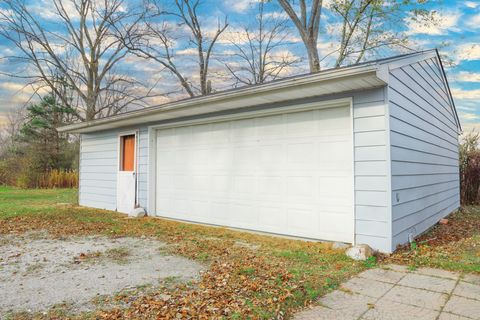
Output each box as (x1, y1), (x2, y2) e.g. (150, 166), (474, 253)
(465, 1), (479, 9)
(176, 48), (198, 56)
(223, 0), (258, 13)
(27, 0), (79, 21)
(459, 112), (479, 121)
(451, 88), (480, 100)
(455, 71), (480, 82)
(466, 14), (480, 29)
(461, 122), (480, 134)
(405, 11), (461, 35)
(0, 82), (27, 92)
(457, 43), (480, 62)
(263, 11), (289, 20)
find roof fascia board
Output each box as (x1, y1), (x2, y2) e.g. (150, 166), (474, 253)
(58, 64), (379, 133)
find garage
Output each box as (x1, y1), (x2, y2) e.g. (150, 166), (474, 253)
(62, 51), (461, 252)
(154, 104), (354, 242)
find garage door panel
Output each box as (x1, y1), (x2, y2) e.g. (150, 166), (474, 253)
(211, 202), (229, 221)
(173, 127), (193, 145)
(232, 175), (256, 195)
(287, 142), (316, 165)
(231, 203), (258, 225)
(233, 118), (257, 141)
(286, 111), (317, 137)
(319, 176), (351, 198)
(191, 175), (210, 191)
(257, 176), (283, 196)
(319, 141), (351, 161)
(287, 208), (319, 234)
(258, 115), (284, 138)
(156, 106), (353, 242)
(156, 173), (173, 190)
(258, 145), (284, 170)
(234, 146), (258, 169)
(156, 197), (171, 213)
(211, 175), (229, 193)
(286, 176), (315, 197)
(192, 148), (212, 165)
(190, 200), (210, 219)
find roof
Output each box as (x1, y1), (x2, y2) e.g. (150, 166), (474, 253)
(58, 49), (460, 133)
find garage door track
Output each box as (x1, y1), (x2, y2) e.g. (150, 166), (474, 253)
(294, 265), (480, 320)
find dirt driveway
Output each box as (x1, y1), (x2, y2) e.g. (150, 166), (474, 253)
(0, 232), (204, 316)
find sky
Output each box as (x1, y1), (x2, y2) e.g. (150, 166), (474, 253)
(0, 0), (479, 132)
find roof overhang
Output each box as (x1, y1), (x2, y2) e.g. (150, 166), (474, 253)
(59, 63), (386, 134)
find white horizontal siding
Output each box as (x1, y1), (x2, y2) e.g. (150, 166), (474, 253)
(79, 127), (149, 211)
(79, 132), (117, 210)
(389, 57), (460, 249)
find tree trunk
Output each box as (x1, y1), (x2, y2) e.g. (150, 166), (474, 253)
(306, 38), (320, 72)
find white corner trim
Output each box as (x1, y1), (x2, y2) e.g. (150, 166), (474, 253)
(383, 86), (394, 254)
(147, 126), (157, 216)
(349, 98), (356, 245)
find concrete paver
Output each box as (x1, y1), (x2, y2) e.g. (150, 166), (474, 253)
(319, 290), (376, 310)
(438, 313), (474, 320)
(454, 281), (480, 301)
(295, 291), (376, 320)
(381, 285), (449, 310)
(443, 295), (480, 319)
(462, 273), (480, 286)
(293, 265), (480, 320)
(341, 277), (394, 298)
(358, 268), (405, 284)
(398, 273), (457, 293)
(361, 301), (440, 320)
(414, 267), (460, 280)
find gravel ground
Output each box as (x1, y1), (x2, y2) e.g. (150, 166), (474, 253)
(0, 232), (204, 316)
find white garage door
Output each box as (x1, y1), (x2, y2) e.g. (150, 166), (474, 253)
(155, 106), (354, 242)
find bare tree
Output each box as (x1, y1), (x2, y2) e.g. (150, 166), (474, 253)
(1, 110), (24, 147)
(277, 0), (323, 72)
(225, 1), (300, 86)
(118, 0), (228, 97)
(330, 0), (412, 67)
(277, 0), (436, 71)
(0, 0), (149, 121)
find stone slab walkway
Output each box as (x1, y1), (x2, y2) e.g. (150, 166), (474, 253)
(294, 265), (480, 320)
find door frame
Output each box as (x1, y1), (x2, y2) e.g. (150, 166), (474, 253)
(147, 97), (355, 243)
(117, 130), (139, 211)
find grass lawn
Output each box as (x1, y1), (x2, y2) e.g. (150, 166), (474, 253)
(2, 187), (479, 319)
(0, 187), (367, 319)
(385, 206), (480, 273)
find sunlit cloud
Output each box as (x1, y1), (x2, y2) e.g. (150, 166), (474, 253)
(466, 14), (480, 28)
(465, 1), (479, 9)
(452, 88), (480, 100)
(405, 11), (461, 35)
(223, 0), (259, 13)
(455, 71), (480, 82)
